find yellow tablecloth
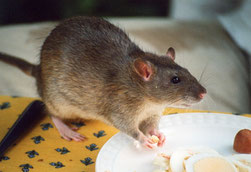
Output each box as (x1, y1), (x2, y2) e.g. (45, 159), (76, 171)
(0, 96), (250, 172)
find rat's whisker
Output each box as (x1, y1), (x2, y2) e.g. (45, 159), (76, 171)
(202, 82), (216, 88)
(168, 97), (183, 107)
(199, 61), (210, 83)
(205, 93), (216, 110)
(200, 74), (218, 87)
(200, 74), (213, 85)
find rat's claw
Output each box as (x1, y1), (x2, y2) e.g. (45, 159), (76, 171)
(71, 127), (79, 131)
(141, 136), (156, 149)
(61, 135), (72, 141)
(143, 141), (154, 149)
(145, 143), (154, 149)
(59, 127), (86, 141)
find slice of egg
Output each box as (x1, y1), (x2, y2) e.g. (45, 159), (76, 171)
(228, 154), (251, 172)
(185, 153), (238, 172)
(153, 154), (169, 169)
(170, 146), (219, 172)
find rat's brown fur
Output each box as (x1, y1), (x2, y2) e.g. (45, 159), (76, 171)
(0, 16), (206, 142)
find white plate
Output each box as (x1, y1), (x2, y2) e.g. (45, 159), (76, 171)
(96, 113), (251, 172)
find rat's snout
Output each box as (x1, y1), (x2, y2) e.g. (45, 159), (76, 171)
(198, 87), (207, 99)
(199, 92), (206, 99)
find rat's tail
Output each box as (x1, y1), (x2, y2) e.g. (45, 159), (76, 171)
(0, 52), (38, 77)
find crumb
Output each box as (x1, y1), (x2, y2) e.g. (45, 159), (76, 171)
(38, 159), (43, 162)
(151, 135), (159, 143)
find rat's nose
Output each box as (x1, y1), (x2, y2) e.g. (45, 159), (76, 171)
(199, 93), (206, 99)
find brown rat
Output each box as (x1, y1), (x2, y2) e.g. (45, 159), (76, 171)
(0, 16), (206, 148)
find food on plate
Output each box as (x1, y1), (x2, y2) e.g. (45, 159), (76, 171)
(151, 135), (160, 144)
(153, 147), (219, 172)
(185, 154), (237, 172)
(153, 146), (251, 172)
(233, 129), (251, 154)
(153, 153), (170, 172)
(228, 154), (251, 172)
(169, 147), (219, 172)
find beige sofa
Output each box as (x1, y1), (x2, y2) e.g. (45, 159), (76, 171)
(0, 18), (250, 113)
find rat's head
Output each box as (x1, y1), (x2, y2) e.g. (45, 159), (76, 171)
(133, 47), (206, 107)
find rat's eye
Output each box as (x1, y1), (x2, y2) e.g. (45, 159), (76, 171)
(171, 76), (180, 84)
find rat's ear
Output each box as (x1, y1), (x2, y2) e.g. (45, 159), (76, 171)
(133, 58), (154, 81)
(166, 47), (175, 60)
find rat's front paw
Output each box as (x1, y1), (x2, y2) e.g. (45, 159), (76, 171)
(140, 135), (156, 149)
(149, 129), (166, 147)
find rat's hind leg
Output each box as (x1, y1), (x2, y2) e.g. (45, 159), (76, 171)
(51, 115), (86, 141)
(46, 103), (86, 141)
